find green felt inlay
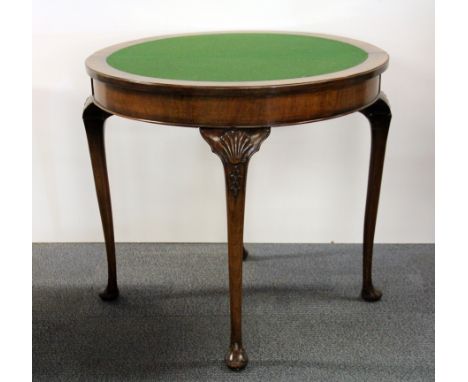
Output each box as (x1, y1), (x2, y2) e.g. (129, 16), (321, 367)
(107, 33), (368, 82)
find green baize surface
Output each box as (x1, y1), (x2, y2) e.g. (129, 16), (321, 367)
(107, 33), (368, 82)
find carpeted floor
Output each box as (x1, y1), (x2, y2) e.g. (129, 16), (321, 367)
(33, 243), (434, 381)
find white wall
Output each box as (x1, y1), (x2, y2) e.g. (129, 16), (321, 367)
(32, 0), (434, 243)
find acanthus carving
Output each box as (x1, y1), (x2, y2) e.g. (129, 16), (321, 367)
(227, 164), (242, 197)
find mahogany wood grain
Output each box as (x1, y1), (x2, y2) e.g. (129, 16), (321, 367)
(86, 32), (388, 90)
(359, 94), (392, 302)
(82, 32), (392, 372)
(86, 32), (387, 128)
(91, 76), (380, 128)
(83, 97), (119, 301)
(200, 128), (271, 370)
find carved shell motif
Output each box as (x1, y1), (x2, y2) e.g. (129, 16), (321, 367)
(201, 128), (270, 197)
(218, 130), (260, 164)
(201, 128), (270, 165)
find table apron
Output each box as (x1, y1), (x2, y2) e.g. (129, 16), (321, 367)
(92, 76), (380, 128)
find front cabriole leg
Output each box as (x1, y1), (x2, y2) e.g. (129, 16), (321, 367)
(358, 94), (392, 302)
(200, 127), (270, 370)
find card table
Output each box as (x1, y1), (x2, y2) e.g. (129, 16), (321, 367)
(83, 32), (391, 370)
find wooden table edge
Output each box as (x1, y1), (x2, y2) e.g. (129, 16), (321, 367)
(85, 31), (389, 95)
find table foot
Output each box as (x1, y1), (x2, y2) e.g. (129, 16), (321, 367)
(361, 286), (382, 302)
(225, 343), (248, 370)
(99, 286), (120, 301)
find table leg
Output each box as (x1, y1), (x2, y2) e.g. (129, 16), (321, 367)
(83, 97), (119, 301)
(358, 94), (392, 302)
(200, 127), (270, 370)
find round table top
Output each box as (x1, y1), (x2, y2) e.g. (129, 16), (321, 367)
(85, 32), (388, 128)
(86, 32), (388, 89)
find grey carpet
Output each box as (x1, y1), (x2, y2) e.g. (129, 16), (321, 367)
(33, 243), (434, 381)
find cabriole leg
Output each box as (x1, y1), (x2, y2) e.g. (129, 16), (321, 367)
(83, 97), (119, 301)
(200, 127), (270, 370)
(359, 94), (392, 302)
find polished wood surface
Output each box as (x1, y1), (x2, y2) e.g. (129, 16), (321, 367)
(359, 94), (392, 302)
(86, 32), (388, 128)
(86, 32), (388, 88)
(200, 128), (271, 370)
(83, 32), (392, 371)
(82, 97), (119, 301)
(91, 75), (380, 128)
